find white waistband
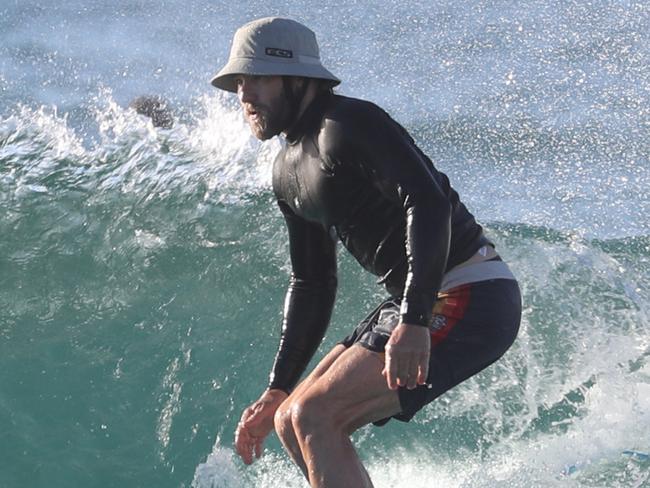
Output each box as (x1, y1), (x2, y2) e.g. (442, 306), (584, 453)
(440, 260), (516, 292)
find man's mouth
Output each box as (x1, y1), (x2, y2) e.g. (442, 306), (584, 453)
(246, 106), (263, 122)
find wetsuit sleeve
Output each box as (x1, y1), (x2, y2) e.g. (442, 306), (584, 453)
(323, 105), (451, 327)
(268, 201), (337, 393)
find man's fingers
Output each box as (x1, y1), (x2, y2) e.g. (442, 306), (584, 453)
(385, 341), (430, 390)
(417, 352), (429, 385)
(386, 345), (413, 389)
(384, 345), (399, 390)
(254, 439), (263, 459)
(235, 424), (264, 465)
(406, 357), (419, 389)
(396, 358), (409, 387)
(234, 391), (288, 466)
(234, 425), (254, 464)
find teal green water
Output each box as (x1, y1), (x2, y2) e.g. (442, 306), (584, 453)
(1, 1), (650, 486)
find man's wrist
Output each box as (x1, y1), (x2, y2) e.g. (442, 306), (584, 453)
(399, 300), (431, 327)
(264, 388), (289, 400)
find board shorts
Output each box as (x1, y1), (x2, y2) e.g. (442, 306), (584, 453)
(340, 277), (521, 425)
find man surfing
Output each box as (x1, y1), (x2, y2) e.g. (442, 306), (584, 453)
(210, 17), (521, 487)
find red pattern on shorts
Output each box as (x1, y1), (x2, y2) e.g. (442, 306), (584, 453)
(430, 284), (472, 346)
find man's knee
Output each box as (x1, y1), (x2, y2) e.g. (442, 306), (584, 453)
(274, 400), (295, 442)
(275, 397), (322, 435)
(290, 394), (343, 438)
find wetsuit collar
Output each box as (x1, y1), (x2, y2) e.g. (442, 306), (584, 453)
(284, 91), (332, 145)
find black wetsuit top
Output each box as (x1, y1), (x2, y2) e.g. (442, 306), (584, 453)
(269, 92), (490, 392)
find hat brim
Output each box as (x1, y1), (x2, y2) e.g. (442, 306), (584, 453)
(211, 56), (340, 93)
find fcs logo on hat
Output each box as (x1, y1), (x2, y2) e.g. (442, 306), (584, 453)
(265, 47), (293, 58)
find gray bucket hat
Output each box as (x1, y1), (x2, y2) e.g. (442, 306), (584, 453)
(211, 17), (340, 93)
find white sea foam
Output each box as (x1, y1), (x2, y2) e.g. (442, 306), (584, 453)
(192, 442), (306, 488)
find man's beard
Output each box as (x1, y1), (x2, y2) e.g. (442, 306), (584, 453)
(246, 91), (293, 141)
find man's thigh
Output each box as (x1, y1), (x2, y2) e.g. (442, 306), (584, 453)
(291, 344), (402, 433)
(285, 344), (348, 402)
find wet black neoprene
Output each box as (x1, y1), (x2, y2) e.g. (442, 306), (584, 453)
(268, 92), (490, 392)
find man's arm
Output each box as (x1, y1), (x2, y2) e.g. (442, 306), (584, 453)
(359, 114), (451, 390)
(268, 201), (338, 392)
(235, 202), (337, 464)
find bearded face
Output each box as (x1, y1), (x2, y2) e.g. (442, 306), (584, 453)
(236, 75), (299, 141)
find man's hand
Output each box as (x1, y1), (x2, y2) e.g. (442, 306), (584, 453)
(234, 389), (288, 465)
(382, 323), (431, 390)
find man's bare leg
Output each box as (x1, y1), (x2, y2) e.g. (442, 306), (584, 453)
(273, 345), (348, 477)
(277, 345), (402, 487)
